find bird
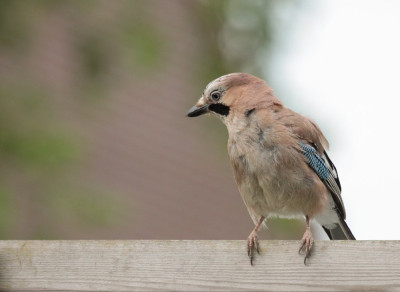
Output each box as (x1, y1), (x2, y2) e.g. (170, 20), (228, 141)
(187, 73), (355, 265)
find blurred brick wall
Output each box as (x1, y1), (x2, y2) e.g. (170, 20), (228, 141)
(0, 0), (257, 239)
(1, 0), (307, 240)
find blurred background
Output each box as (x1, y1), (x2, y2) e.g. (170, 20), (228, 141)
(0, 0), (399, 240)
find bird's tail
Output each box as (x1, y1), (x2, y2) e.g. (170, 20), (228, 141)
(323, 216), (356, 240)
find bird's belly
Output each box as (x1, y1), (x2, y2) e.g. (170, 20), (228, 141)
(229, 136), (328, 221)
(231, 146), (298, 214)
(238, 175), (303, 218)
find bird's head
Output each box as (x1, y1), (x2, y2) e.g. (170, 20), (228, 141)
(187, 73), (280, 120)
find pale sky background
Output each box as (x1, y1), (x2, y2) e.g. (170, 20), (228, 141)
(267, 0), (400, 239)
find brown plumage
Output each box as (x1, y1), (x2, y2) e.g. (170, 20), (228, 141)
(187, 73), (355, 265)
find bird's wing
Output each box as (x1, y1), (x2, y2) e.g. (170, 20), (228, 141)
(299, 142), (346, 219)
(278, 109), (346, 219)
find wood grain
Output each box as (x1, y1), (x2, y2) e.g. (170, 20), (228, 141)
(0, 240), (399, 291)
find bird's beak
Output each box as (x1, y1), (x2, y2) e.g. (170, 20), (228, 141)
(187, 104), (209, 117)
(187, 97), (209, 117)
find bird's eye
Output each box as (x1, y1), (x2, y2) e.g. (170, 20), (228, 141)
(211, 91), (221, 101)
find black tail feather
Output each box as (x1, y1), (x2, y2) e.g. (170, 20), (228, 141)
(322, 226), (333, 240)
(323, 217), (356, 240)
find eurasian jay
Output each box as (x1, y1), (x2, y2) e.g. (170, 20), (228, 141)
(187, 73), (355, 265)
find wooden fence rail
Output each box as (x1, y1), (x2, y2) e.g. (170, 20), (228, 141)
(0, 240), (399, 291)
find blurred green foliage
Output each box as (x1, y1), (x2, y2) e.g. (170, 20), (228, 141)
(0, 86), (78, 169)
(0, 0), (32, 50)
(0, 1), (135, 239)
(199, 0), (275, 77)
(196, 0), (279, 152)
(0, 82), (129, 238)
(0, 185), (13, 236)
(45, 182), (128, 231)
(79, 35), (110, 81)
(119, 1), (166, 75)
(123, 22), (165, 70)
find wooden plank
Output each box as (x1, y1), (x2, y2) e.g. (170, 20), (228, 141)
(0, 240), (399, 291)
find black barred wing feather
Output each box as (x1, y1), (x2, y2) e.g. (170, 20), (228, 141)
(299, 143), (346, 219)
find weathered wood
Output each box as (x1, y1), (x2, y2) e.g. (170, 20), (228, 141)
(0, 240), (399, 291)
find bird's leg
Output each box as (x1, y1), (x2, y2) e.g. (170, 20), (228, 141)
(299, 215), (314, 264)
(247, 216), (265, 265)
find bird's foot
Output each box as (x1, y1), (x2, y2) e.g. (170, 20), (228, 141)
(247, 230), (259, 265)
(299, 228), (313, 265)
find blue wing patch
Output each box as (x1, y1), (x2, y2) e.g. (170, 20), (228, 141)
(299, 142), (346, 219)
(299, 143), (329, 180)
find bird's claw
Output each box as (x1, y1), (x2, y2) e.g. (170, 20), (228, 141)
(247, 231), (259, 265)
(299, 228), (313, 265)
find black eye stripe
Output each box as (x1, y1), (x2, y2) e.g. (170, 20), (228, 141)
(209, 103), (230, 116)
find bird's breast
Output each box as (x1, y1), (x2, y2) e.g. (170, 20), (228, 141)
(227, 127), (318, 218)
(228, 131), (284, 215)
